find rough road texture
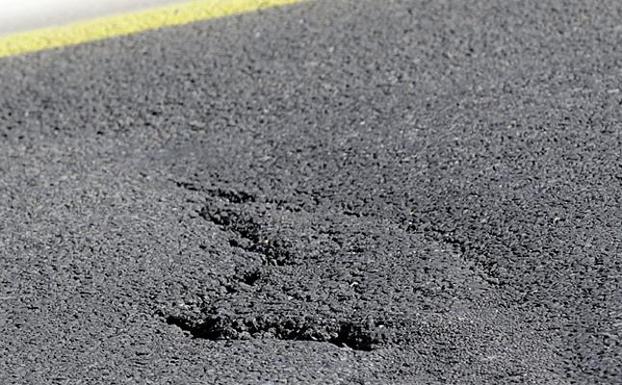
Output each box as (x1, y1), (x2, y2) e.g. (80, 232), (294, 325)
(0, 0), (621, 384)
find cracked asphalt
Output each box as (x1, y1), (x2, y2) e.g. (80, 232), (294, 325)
(1, 0), (621, 384)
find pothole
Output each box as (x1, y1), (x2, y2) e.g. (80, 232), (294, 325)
(166, 181), (501, 354)
(236, 268), (262, 286)
(166, 312), (387, 351)
(200, 200), (294, 266)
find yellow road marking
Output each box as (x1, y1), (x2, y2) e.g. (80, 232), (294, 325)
(0, 0), (304, 58)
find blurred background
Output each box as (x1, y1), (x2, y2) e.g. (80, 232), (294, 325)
(0, 0), (186, 35)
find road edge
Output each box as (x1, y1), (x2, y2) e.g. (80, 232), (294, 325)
(0, 0), (304, 59)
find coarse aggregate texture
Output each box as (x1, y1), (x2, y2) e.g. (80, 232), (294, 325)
(0, 0), (621, 384)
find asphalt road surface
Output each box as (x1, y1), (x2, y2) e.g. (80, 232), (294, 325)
(1, 0), (621, 384)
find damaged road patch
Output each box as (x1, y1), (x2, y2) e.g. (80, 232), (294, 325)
(159, 181), (542, 361)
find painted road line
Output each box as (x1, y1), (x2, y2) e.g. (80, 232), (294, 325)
(0, 0), (304, 59)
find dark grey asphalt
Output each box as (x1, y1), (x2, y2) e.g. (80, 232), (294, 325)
(1, 0), (621, 383)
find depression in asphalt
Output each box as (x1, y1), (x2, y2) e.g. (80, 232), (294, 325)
(0, 0), (621, 384)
